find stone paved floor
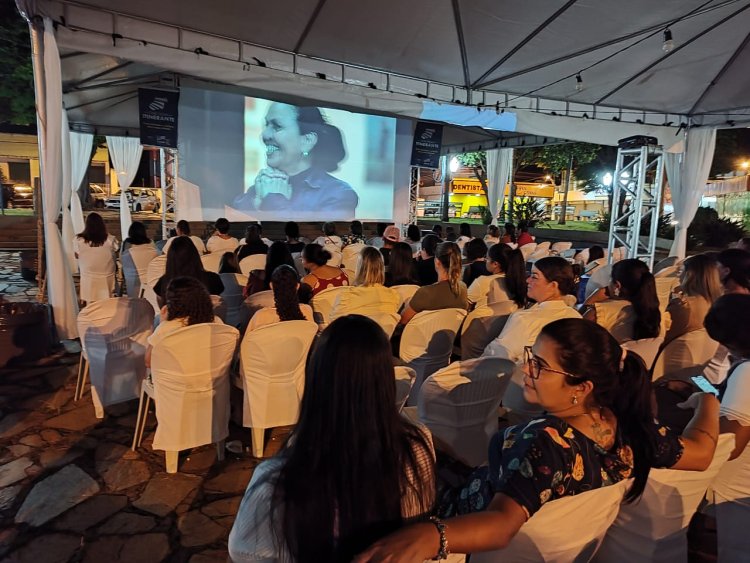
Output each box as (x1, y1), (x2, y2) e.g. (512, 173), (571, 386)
(0, 353), (291, 562)
(0, 251), (39, 303)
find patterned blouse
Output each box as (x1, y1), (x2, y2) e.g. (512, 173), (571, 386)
(441, 416), (684, 519)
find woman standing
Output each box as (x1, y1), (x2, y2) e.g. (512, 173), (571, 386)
(74, 212), (118, 304)
(229, 315), (436, 562)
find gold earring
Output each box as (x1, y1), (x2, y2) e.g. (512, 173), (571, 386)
(572, 395), (578, 405)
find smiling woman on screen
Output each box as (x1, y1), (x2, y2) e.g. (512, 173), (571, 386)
(232, 103), (359, 219)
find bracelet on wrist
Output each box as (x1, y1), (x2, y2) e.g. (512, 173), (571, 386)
(429, 516), (450, 560)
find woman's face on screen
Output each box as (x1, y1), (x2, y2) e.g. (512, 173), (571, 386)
(262, 103), (308, 174)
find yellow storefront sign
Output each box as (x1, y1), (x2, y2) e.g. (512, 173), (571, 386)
(451, 178), (555, 198)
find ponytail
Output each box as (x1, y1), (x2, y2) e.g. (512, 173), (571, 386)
(612, 260), (660, 340)
(490, 243), (527, 307)
(436, 242), (462, 296)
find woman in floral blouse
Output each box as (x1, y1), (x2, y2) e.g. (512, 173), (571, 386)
(355, 318), (720, 562)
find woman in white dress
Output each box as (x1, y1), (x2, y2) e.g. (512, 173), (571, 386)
(74, 212), (117, 304)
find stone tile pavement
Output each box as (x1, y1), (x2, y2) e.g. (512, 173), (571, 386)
(0, 353), (291, 562)
(0, 252), (38, 303)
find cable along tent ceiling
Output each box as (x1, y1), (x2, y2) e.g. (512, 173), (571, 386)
(23, 0), (750, 150)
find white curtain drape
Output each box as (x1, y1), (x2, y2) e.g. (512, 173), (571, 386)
(36, 17), (79, 338)
(486, 148), (513, 226)
(60, 110), (76, 273)
(69, 131), (93, 236)
(664, 128), (717, 258)
(106, 136), (142, 239)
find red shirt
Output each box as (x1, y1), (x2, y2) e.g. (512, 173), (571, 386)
(517, 232), (535, 247)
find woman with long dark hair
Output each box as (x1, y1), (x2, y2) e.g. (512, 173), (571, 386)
(501, 223), (516, 245)
(400, 241), (468, 326)
(218, 252), (241, 274)
(153, 236), (224, 307)
(469, 243), (526, 310)
(74, 212), (118, 303)
(237, 224), (269, 262)
(229, 315), (436, 562)
(385, 242), (419, 287)
(582, 258), (661, 343)
(415, 234), (440, 286)
(717, 248), (750, 295)
(462, 238), (490, 287)
(246, 264), (314, 331)
(121, 221), (153, 253)
(244, 241), (295, 297)
(406, 224), (422, 255)
(355, 319), (718, 561)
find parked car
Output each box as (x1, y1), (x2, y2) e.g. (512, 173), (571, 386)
(104, 188), (160, 213)
(89, 184), (108, 208)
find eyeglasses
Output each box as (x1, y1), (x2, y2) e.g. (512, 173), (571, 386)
(523, 346), (585, 381)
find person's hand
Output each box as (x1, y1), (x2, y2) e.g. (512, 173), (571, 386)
(254, 168), (291, 202)
(677, 392), (718, 410)
(352, 523), (439, 563)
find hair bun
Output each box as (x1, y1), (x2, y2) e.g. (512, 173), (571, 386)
(322, 249), (332, 261)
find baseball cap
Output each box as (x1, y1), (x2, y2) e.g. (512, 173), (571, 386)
(383, 225), (401, 243)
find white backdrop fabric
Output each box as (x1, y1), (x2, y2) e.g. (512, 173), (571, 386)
(60, 109), (76, 273)
(486, 148), (513, 226)
(106, 136), (142, 239)
(69, 130), (93, 238)
(664, 128), (717, 258)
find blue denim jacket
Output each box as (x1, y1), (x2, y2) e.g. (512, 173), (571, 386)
(232, 167), (358, 220)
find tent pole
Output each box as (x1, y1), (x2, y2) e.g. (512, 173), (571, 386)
(160, 147), (167, 240)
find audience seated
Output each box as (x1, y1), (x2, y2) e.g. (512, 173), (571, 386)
(278, 220), (304, 253)
(356, 318), (718, 561)
(406, 224), (422, 255)
(468, 243), (526, 310)
(664, 254), (723, 346)
(483, 257), (580, 362)
(380, 225), (401, 266)
(244, 241), (295, 297)
(484, 224), (501, 246)
(501, 222), (516, 245)
(229, 315), (435, 562)
(330, 247), (399, 321)
(432, 224), (444, 240)
(145, 276), (224, 367)
(584, 245), (606, 275)
(456, 222), (473, 250)
(299, 243), (349, 302)
(313, 221), (343, 253)
(582, 259), (661, 343)
(385, 242), (419, 287)
(218, 252), (241, 274)
(414, 234), (440, 287)
(516, 220), (535, 247)
(341, 219), (367, 247)
(236, 224), (269, 262)
(74, 212), (118, 304)
(246, 265), (314, 332)
(462, 238), (490, 287)
(153, 237), (224, 307)
(400, 241), (468, 326)
(206, 217), (239, 254)
(121, 221), (155, 254)
(162, 219), (206, 255)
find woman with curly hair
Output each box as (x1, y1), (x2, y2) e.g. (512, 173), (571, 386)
(247, 265), (314, 332)
(145, 276), (223, 367)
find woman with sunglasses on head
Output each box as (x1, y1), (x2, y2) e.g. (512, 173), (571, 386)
(354, 318), (719, 562)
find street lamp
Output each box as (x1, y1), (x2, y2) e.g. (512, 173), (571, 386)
(602, 172), (613, 187)
(740, 160), (749, 173)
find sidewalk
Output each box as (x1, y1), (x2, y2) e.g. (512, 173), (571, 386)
(0, 251), (38, 303)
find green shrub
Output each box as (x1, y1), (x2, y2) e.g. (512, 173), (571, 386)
(687, 207), (746, 249)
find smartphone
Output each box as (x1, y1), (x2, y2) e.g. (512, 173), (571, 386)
(691, 375), (719, 396)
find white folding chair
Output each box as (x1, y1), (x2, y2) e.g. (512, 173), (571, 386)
(651, 328), (719, 382)
(394, 366), (416, 412)
(244, 289), (275, 322)
(132, 323), (239, 472)
(585, 263), (613, 301)
(239, 254), (267, 276)
(535, 241), (551, 252)
(125, 244), (158, 298)
(236, 320), (318, 457)
(594, 434), (734, 563)
(200, 252), (223, 273)
(368, 311), (400, 338)
(417, 357), (514, 466)
(550, 241), (572, 254)
(311, 286), (351, 329)
(341, 243), (365, 276)
(471, 479), (631, 563)
(400, 308), (467, 406)
(143, 254), (167, 312)
(393, 284), (421, 309)
(460, 301), (516, 360)
(519, 243), (538, 261)
(621, 336), (664, 372)
(219, 273), (250, 330)
(655, 276), (678, 311)
(526, 248), (550, 263)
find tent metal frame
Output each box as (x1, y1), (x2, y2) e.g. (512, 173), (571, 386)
(607, 144), (665, 269)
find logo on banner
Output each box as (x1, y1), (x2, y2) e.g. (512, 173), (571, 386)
(139, 88), (179, 149)
(411, 122), (443, 169)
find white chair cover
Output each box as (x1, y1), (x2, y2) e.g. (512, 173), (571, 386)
(621, 337), (664, 371)
(245, 290), (275, 321)
(559, 248), (577, 259)
(291, 252), (306, 277)
(594, 434), (734, 563)
(239, 254), (267, 275)
(519, 243), (538, 261)
(341, 243), (366, 275)
(460, 301), (516, 360)
(711, 436), (750, 560)
(393, 284), (421, 309)
(400, 308), (467, 406)
(219, 273), (250, 330)
(655, 276), (679, 311)
(585, 263), (613, 301)
(651, 328), (719, 382)
(574, 248), (590, 265)
(143, 254), (167, 311)
(471, 479), (631, 563)
(394, 366), (416, 412)
(77, 243), (116, 302)
(417, 357), (514, 466)
(535, 241), (551, 252)
(653, 256), (681, 276)
(526, 249), (550, 263)
(550, 241), (573, 253)
(238, 320), (318, 456)
(311, 286), (351, 328)
(79, 297), (154, 418)
(368, 311), (401, 338)
(151, 323), (239, 452)
(201, 252), (224, 273)
(122, 245), (158, 298)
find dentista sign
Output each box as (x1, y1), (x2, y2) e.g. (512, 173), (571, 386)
(451, 178), (555, 198)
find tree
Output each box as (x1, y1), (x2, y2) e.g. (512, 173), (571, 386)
(0, 0), (35, 125)
(457, 151), (488, 196)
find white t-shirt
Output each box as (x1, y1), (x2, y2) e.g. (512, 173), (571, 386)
(482, 299), (582, 362)
(206, 235), (240, 254)
(467, 273), (502, 309)
(163, 235), (206, 255)
(148, 316), (223, 348)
